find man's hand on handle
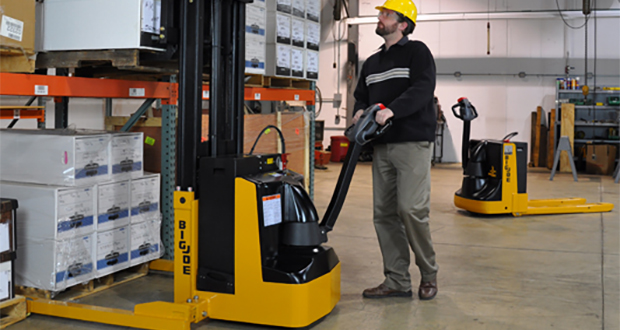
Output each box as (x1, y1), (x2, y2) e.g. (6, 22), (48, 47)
(352, 107), (394, 126)
(375, 108), (394, 126)
(352, 110), (364, 125)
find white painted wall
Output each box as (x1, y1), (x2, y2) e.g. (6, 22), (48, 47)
(317, 0), (620, 162)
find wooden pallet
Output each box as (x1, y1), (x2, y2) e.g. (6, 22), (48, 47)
(245, 74), (311, 89)
(0, 295), (28, 329)
(36, 49), (177, 80)
(16, 263), (149, 301)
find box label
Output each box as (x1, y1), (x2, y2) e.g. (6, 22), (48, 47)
(277, 0), (292, 13)
(291, 18), (305, 47)
(0, 15), (24, 42)
(306, 50), (318, 73)
(35, 85), (49, 95)
(291, 48), (304, 78)
(276, 14), (291, 44)
(246, 4), (266, 36)
(277, 45), (291, 69)
(98, 181), (130, 228)
(75, 137), (110, 179)
(306, 0), (320, 22)
(141, 0), (162, 34)
(306, 22), (320, 51)
(292, 0), (305, 18)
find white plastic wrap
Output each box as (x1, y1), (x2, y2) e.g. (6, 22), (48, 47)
(0, 260), (12, 301)
(14, 234), (95, 292)
(130, 173), (161, 224)
(130, 219), (163, 266)
(96, 226), (130, 277)
(97, 180), (130, 231)
(1, 182), (97, 240)
(0, 129), (111, 186)
(110, 132), (144, 180)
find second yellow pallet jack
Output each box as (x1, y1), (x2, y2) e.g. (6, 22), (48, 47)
(451, 97), (614, 216)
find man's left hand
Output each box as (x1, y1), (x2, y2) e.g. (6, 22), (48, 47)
(375, 108), (394, 126)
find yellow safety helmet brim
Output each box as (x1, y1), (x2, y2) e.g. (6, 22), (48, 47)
(375, 0), (418, 25)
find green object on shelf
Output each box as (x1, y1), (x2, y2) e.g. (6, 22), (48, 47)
(608, 96), (620, 106)
(569, 98), (585, 105)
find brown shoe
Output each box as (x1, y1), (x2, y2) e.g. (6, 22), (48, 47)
(418, 280), (438, 300)
(362, 284), (412, 299)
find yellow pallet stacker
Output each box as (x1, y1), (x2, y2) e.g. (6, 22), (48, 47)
(451, 97), (613, 216)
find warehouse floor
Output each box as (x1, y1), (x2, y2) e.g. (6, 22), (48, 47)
(9, 163), (620, 330)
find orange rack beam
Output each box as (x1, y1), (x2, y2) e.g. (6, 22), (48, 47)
(0, 73), (315, 105)
(0, 73), (176, 103)
(0, 106), (45, 123)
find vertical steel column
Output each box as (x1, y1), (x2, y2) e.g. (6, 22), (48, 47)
(308, 81), (316, 199)
(105, 99), (113, 117)
(54, 68), (69, 128)
(208, 0), (223, 156)
(177, 0), (204, 191)
(37, 97), (46, 129)
(162, 76), (177, 259)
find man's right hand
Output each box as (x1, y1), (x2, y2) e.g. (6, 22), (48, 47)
(352, 110), (364, 124)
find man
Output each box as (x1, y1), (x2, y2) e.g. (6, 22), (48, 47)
(352, 0), (438, 300)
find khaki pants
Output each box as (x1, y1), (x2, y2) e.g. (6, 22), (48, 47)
(372, 141), (438, 291)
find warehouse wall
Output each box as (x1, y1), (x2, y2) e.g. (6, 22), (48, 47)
(317, 0), (620, 162)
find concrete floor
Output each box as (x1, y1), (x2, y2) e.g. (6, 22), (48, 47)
(9, 163), (620, 330)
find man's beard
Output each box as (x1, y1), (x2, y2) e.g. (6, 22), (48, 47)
(375, 21), (398, 36)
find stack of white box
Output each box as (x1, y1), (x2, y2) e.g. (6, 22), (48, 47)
(0, 129), (162, 292)
(264, 0), (319, 79)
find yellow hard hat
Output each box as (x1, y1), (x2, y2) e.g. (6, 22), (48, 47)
(376, 0), (418, 25)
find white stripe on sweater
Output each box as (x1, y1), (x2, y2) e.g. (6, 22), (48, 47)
(365, 68), (410, 86)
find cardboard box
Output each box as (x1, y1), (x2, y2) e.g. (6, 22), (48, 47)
(291, 17), (305, 48)
(245, 33), (266, 75)
(267, 11), (291, 44)
(96, 226), (130, 277)
(267, 0), (291, 14)
(305, 49), (318, 80)
(0, 0), (36, 56)
(0, 129), (111, 186)
(246, 3), (266, 37)
(130, 220), (162, 266)
(291, 47), (304, 78)
(111, 132), (144, 180)
(266, 44), (291, 77)
(130, 174), (161, 223)
(97, 181), (131, 231)
(305, 21), (320, 51)
(292, 0), (305, 18)
(15, 234), (95, 292)
(1, 182), (97, 240)
(305, 0), (320, 22)
(585, 145), (617, 175)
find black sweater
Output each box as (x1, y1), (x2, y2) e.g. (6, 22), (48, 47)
(353, 37), (437, 143)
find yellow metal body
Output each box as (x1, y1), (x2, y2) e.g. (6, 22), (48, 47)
(174, 179), (340, 328)
(454, 142), (614, 216)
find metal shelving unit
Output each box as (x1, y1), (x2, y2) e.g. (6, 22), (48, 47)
(555, 81), (620, 171)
